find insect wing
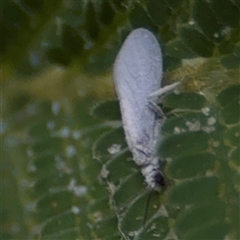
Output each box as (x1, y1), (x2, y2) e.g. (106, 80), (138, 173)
(113, 28), (162, 161)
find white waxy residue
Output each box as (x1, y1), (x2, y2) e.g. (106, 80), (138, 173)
(107, 144), (121, 154)
(51, 101), (60, 115)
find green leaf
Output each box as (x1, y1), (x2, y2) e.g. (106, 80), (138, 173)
(180, 26), (215, 57)
(146, 0), (172, 28)
(111, 0), (130, 12)
(112, 172), (145, 208)
(221, 54), (240, 69)
(224, 124), (240, 146)
(61, 24), (85, 56)
(167, 152), (216, 179)
(168, 176), (219, 205)
(31, 137), (62, 153)
(175, 201), (226, 234)
(234, 43), (240, 58)
(219, 96), (240, 124)
(165, 40), (197, 59)
(99, 0), (115, 26)
(162, 110), (217, 139)
(33, 153), (56, 179)
(105, 151), (136, 183)
(36, 191), (74, 221)
(183, 221), (230, 240)
(129, 4), (157, 32)
(211, 0), (240, 28)
(90, 215), (120, 240)
(120, 194), (169, 239)
(41, 228), (80, 240)
(216, 84), (240, 107)
(22, 0), (45, 13)
(41, 211), (80, 237)
(33, 174), (70, 197)
(193, 0), (222, 42)
(91, 100), (121, 121)
(159, 131), (210, 159)
(164, 55), (182, 70)
(47, 47), (71, 66)
(85, 2), (100, 40)
(162, 92), (207, 110)
(230, 147), (240, 166)
(93, 127), (127, 161)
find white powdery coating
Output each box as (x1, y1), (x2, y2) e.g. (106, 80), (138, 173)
(55, 155), (72, 174)
(72, 130), (81, 140)
(47, 120), (56, 130)
(207, 117), (216, 125)
(51, 101), (60, 115)
(113, 28), (162, 189)
(68, 179), (87, 197)
(202, 126), (215, 133)
(71, 206), (80, 214)
(0, 120), (8, 134)
(212, 141), (220, 148)
(100, 165), (110, 179)
(58, 126), (71, 138)
(174, 127), (181, 134)
(65, 145), (77, 158)
(201, 107), (210, 116)
(107, 144), (121, 154)
(185, 120), (201, 131)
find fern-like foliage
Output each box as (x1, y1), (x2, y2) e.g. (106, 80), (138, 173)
(92, 84), (240, 239)
(1, 0), (239, 240)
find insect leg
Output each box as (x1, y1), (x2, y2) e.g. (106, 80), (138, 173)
(147, 100), (164, 119)
(148, 81), (180, 99)
(147, 81), (180, 118)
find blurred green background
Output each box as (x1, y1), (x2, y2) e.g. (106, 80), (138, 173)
(1, 0), (240, 239)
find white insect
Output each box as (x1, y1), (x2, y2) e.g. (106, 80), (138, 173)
(113, 28), (179, 190)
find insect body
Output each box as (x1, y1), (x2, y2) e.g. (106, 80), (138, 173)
(114, 28), (178, 190)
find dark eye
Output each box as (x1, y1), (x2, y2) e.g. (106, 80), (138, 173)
(154, 172), (166, 187)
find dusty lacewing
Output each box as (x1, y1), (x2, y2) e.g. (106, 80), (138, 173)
(113, 28), (179, 192)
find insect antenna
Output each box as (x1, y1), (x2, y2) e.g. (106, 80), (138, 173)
(142, 189), (154, 228)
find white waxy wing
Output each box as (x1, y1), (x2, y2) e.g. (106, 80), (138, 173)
(113, 28), (162, 166)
